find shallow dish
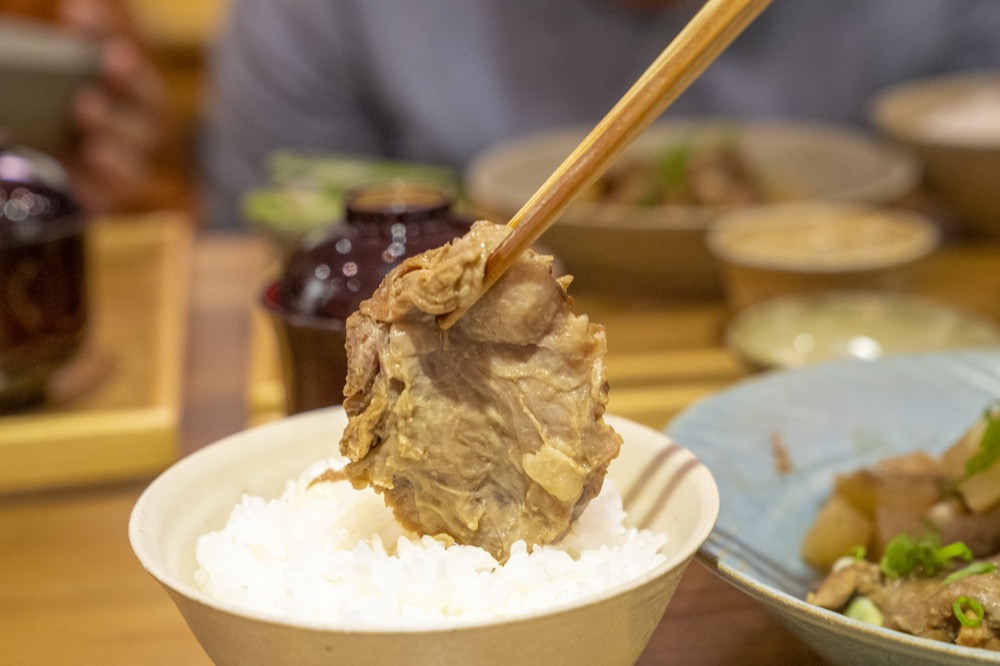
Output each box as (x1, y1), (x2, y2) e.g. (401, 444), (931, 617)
(666, 349), (1000, 665)
(726, 291), (1000, 369)
(130, 408), (719, 666)
(464, 119), (920, 297)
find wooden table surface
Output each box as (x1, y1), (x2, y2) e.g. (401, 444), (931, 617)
(3, 223), (999, 665)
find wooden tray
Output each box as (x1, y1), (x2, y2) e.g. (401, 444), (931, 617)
(248, 307), (286, 427)
(0, 213), (192, 493)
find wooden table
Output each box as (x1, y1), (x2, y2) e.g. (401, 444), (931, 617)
(2, 222), (999, 665)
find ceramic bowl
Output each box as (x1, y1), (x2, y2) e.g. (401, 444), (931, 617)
(706, 202), (941, 312)
(129, 408), (719, 666)
(667, 349), (1000, 666)
(464, 119), (920, 297)
(725, 291), (1000, 369)
(870, 72), (1000, 238)
(0, 17), (100, 154)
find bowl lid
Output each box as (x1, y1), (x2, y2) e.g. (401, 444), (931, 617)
(0, 145), (82, 246)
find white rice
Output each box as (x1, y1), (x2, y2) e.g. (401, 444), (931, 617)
(194, 457), (668, 629)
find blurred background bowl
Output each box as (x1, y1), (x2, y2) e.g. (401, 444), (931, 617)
(0, 145), (89, 411)
(706, 202), (941, 313)
(464, 119), (921, 298)
(130, 407), (720, 666)
(724, 291), (1000, 370)
(241, 153), (463, 258)
(870, 71), (1000, 238)
(0, 17), (100, 154)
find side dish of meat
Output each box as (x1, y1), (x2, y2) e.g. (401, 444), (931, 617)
(804, 401), (1000, 652)
(339, 221), (623, 561)
(584, 137), (767, 208)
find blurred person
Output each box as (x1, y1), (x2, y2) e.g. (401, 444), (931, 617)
(1, 0), (166, 213)
(200, 0), (1000, 230)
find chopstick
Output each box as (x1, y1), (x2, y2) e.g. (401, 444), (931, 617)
(439, 0), (772, 329)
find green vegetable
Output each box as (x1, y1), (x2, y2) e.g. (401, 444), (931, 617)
(844, 596), (884, 626)
(847, 545), (867, 561)
(942, 561), (998, 586)
(953, 596), (985, 628)
(656, 143), (692, 188)
(963, 400), (1000, 480)
(879, 533), (972, 579)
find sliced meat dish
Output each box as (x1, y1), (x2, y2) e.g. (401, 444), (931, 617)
(339, 221), (623, 561)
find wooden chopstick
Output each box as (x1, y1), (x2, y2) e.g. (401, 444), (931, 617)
(439, 0), (772, 329)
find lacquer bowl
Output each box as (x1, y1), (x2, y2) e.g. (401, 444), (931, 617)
(129, 409), (719, 666)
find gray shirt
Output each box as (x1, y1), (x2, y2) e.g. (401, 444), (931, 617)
(200, 0), (1000, 229)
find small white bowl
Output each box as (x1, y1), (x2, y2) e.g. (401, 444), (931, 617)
(129, 408), (719, 666)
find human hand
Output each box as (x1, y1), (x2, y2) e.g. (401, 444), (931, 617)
(59, 0), (166, 213)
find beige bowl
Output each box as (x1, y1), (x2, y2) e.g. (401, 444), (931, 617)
(129, 407), (719, 666)
(707, 202), (940, 312)
(870, 72), (1000, 237)
(465, 119), (921, 297)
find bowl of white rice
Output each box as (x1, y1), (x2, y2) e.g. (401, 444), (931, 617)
(129, 407), (719, 666)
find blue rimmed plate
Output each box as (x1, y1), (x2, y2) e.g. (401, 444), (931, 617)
(667, 349), (1000, 665)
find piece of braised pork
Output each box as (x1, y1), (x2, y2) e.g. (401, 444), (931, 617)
(339, 221), (623, 561)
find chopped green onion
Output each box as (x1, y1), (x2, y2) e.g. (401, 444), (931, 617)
(934, 541), (973, 565)
(879, 533), (974, 579)
(943, 562), (998, 586)
(844, 596), (884, 626)
(847, 545), (867, 561)
(963, 399), (1000, 480)
(953, 596), (985, 628)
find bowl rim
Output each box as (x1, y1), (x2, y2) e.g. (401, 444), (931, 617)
(258, 280), (349, 331)
(129, 407), (720, 636)
(868, 70), (1000, 151)
(704, 548), (1000, 664)
(704, 201), (941, 274)
(464, 117), (923, 232)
